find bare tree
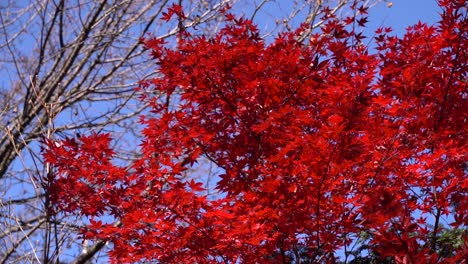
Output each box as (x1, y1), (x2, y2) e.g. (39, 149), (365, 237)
(0, 0), (376, 262)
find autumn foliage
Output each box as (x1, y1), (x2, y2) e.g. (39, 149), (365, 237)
(43, 0), (467, 262)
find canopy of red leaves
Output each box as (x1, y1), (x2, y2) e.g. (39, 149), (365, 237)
(43, 1), (467, 263)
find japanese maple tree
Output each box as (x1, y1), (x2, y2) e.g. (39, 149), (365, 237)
(42, 0), (467, 263)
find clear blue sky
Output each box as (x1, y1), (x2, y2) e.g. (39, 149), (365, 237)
(369, 0), (440, 34)
(248, 0), (442, 44)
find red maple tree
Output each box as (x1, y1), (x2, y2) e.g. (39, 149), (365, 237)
(43, 0), (467, 262)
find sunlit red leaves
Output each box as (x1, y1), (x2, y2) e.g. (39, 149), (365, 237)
(41, 1), (468, 262)
(43, 133), (127, 217)
(161, 3), (186, 21)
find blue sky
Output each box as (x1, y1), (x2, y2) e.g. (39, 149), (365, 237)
(247, 0), (442, 45)
(369, 0), (440, 34)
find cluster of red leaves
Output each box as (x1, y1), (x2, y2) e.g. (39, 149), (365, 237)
(161, 3), (186, 21)
(43, 0), (467, 262)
